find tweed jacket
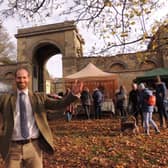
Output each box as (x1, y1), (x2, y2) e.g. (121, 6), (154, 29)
(0, 91), (78, 160)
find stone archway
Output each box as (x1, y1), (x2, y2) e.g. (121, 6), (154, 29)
(15, 21), (84, 92)
(8, 21), (166, 93)
(32, 42), (61, 92)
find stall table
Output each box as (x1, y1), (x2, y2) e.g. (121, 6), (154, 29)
(101, 99), (115, 118)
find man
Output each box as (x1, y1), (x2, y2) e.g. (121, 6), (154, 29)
(92, 87), (103, 119)
(115, 85), (127, 117)
(80, 87), (92, 119)
(128, 83), (143, 126)
(139, 83), (160, 135)
(0, 67), (83, 168)
(155, 75), (168, 128)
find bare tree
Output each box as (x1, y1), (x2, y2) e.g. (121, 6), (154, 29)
(0, 0), (167, 55)
(0, 23), (16, 62)
(0, 0), (61, 20)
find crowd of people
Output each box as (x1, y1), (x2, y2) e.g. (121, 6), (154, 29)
(60, 75), (168, 136)
(63, 86), (104, 121)
(51, 74), (168, 138)
(0, 66), (167, 167)
(48, 86), (104, 121)
(48, 75), (168, 137)
(62, 75), (168, 137)
(115, 75), (168, 135)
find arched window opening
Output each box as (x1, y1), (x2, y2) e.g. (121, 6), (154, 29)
(46, 54), (63, 78)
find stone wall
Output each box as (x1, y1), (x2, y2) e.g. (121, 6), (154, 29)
(0, 22), (167, 93)
(65, 50), (161, 91)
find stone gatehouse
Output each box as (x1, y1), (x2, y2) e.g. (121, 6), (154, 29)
(0, 21), (167, 92)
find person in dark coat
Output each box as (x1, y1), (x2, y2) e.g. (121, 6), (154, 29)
(92, 88), (103, 119)
(155, 75), (168, 128)
(80, 87), (92, 119)
(115, 85), (127, 117)
(64, 88), (75, 122)
(128, 83), (143, 126)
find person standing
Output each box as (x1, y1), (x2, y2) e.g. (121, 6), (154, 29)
(128, 83), (143, 126)
(80, 87), (92, 119)
(115, 85), (127, 117)
(64, 88), (75, 122)
(155, 75), (168, 128)
(139, 83), (160, 135)
(92, 87), (103, 119)
(0, 67), (83, 168)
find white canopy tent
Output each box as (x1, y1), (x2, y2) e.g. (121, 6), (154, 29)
(64, 63), (118, 99)
(65, 62), (117, 80)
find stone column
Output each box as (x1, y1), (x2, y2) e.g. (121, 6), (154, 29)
(162, 49), (168, 68)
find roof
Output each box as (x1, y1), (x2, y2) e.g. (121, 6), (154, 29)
(64, 63), (117, 80)
(135, 68), (168, 82)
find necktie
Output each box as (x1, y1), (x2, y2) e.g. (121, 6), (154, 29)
(19, 92), (29, 139)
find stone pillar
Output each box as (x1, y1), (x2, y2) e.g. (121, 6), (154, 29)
(162, 49), (168, 68)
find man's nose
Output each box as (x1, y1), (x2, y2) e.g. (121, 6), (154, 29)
(20, 78), (24, 82)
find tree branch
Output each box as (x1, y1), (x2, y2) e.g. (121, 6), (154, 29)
(93, 36), (152, 54)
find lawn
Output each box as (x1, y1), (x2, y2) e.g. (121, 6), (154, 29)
(1, 116), (168, 168)
(44, 117), (168, 168)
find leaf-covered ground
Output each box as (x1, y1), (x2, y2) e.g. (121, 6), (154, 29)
(45, 117), (168, 168)
(1, 116), (168, 168)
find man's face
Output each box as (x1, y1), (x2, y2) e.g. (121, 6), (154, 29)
(15, 69), (29, 90)
(132, 84), (137, 90)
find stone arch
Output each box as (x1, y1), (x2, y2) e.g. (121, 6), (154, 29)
(30, 39), (64, 60)
(32, 42), (62, 92)
(4, 71), (14, 80)
(139, 59), (159, 70)
(109, 61), (128, 72)
(15, 21), (84, 92)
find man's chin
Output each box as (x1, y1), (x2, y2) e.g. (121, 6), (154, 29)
(17, 85), (26, 90)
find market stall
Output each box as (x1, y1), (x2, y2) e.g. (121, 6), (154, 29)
(64, 62), (118, 99)
(134, 68), (168, 88)
(64, 63), (118, 118)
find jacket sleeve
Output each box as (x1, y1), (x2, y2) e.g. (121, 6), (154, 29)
(44, 92), (78, 110)
(162, 83), (167, 100)
(0, 94), (10, 114)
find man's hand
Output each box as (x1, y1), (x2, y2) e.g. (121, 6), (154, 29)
(71, 80), (83, 95)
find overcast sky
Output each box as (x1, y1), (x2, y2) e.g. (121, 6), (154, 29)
(2, 4), (102, 78)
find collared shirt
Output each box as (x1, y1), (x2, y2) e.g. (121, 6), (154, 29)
(12, 89), (39, 140)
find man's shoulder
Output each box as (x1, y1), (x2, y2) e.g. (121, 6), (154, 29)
(143, 88), (152, 95)
(33, 91), (45, 95)
(97, 90), (103, 95)
(130, 89), (137, 94)
(29, 91), (44, 95)
(0, 92), (13, 97)
(0, 92), (13, 103)
(157, 82), (166, 88)
(32, 91), (46, 99)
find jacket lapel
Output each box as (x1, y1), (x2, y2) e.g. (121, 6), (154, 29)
(10, 92), (17, 114)
(29, 91), (36, 113)
(10, 91), (36, 114)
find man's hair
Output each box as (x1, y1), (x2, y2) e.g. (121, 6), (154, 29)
(139, 83), (145, 89)
(15, 66), (30, 77)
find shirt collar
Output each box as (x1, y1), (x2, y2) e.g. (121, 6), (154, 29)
(17, 89), (29, 96)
